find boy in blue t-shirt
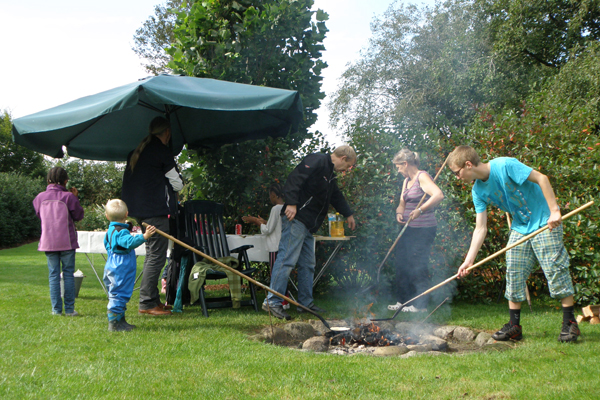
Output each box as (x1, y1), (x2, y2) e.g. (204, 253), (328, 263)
(448, 146), (579, 343)
(103, 199), (156, 332)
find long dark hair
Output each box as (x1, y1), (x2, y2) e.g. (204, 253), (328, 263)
(129, 116), (170, 171)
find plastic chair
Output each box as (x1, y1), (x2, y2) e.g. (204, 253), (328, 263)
(183, 200), (259, 317)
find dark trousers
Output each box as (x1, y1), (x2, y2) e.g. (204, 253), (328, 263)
(138, 216), (170, 310)
(394, 225), (437, 309)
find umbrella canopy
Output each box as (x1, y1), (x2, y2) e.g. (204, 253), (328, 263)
(12, 75), (303, 161)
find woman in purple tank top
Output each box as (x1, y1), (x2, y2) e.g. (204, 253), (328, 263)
(388, 149), (444, 312)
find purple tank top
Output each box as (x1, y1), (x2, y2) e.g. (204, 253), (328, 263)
(401, 171), (437, 228)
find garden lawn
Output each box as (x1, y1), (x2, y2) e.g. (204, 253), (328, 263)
(1, 242), (598, 400)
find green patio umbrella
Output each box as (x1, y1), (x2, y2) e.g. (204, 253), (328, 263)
(12, 75), (303, 161)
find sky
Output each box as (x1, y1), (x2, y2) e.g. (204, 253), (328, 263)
(1, 0), (436, 146)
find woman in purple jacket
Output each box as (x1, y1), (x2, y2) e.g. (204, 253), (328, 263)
(33, 167), (84, 316)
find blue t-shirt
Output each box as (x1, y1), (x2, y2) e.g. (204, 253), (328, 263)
(472, 158), (550, 235)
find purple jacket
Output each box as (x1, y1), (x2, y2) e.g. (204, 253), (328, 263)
(33, 184), (84, 252)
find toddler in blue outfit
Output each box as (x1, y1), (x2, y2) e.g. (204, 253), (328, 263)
(103, 199), (155, 332)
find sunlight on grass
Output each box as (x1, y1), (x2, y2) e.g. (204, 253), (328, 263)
(1, 242), (598, 399)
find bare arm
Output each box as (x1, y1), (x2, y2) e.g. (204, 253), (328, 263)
(458, 211), (488, 278)
(527, 170), (561, 230)
(396, 178), (408, 223)
(408, 173), (444, 220)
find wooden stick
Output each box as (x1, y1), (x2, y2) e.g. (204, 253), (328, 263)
(143, 223), (332, 329)
(373, 200), (594, 322)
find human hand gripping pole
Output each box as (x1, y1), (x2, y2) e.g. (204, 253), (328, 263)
(142, 223), (332, 329)
(372, 200), (595, 322)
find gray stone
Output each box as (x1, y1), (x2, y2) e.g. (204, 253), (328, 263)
(433, 325), (457, 340)
(372, 345), (409, 356)
(475, 332), (493, 347)
(420, 334), (448, 351)
(302, 336), (330, 352)
(453, 327), (476, 342)
(407, 344), (433, 352)
(401, 350), (420, 358)
(282, 322), (316, 341)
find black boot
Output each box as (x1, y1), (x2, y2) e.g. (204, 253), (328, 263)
(108, 312), (133, 332)
(121, 314), (136, 330)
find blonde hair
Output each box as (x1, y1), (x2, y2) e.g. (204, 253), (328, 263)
(448, 145), (480, 168)
(105, 199), (128, 221)
(392, 149), (420, 167)
(333, 145), (357, 162)
(129, 116), (171, 171)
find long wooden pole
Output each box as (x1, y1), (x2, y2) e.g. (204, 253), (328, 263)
(373, 200), (594, 322)
(143, 223), (332, 329)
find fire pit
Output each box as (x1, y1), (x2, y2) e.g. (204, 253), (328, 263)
(249, 319), (516, 357)
(326, 322), (419, 347)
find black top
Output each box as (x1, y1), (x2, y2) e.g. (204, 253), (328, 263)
(121, 136), (178, 219)
(282, 152), (353, 233)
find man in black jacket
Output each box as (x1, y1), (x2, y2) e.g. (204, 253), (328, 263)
(262, 145), (357, 320)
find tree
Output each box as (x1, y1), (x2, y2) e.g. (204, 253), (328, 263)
(482, 0), (600, 70)
(132, 0), (188, 74)
(143, 0), (330, 223)
(0, 110), (46, 178)
(329, 0), (542, 136)
(167, 0), (328, 133)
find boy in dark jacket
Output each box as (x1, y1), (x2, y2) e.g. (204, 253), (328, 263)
(103, 199), (156, 332)
(262, 145), (357, 320)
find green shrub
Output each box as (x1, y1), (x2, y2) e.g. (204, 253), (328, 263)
(76, 204), (109, 232)
(0, 173), (46, 247)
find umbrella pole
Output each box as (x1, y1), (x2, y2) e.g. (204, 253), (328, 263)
(142, 223), (331, 330)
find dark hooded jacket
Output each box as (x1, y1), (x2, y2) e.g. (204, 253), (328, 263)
(282, 153), (353, 233)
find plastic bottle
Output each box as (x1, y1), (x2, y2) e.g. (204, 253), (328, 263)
(332, 212), (344, 237)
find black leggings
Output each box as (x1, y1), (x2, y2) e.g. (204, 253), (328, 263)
(393, 225), (437, 309)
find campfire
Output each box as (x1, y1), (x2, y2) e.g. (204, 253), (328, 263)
(326, 322), (419, 347)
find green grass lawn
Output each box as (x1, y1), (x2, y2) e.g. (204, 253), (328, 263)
(1, 242), (598, 399)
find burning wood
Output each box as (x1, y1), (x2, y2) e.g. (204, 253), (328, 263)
(327, 322), (419, 347)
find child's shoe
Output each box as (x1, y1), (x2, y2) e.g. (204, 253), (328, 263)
(558, 320), (580, 342)
(121, 314), (136, 330)
(108, 312), (134, 332)
(492, 322), (523, 341)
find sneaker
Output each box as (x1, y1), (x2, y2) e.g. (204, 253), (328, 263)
(559, 320), (580, 343)
(388, 302), (403, 311)
(492, 323), (523, 341)
(401, 306), (421, 312)
(65, 311), (79, 317)
(297, 304), (326, 314)
(52, 311), (62, 316)
(262, 303), (291, 320)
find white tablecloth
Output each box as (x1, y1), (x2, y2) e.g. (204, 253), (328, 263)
(76, 231), (270, 262)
